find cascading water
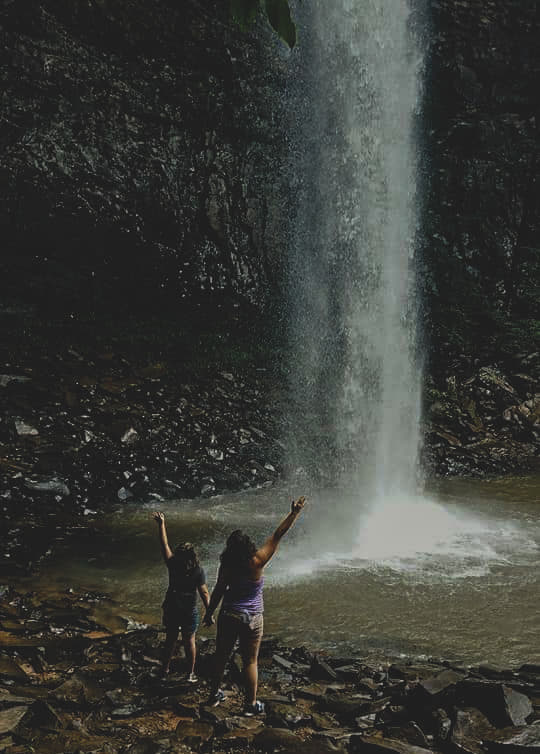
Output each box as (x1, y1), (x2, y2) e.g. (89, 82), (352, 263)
(284, 2), (537, 581)
(288, 0), (425, 500)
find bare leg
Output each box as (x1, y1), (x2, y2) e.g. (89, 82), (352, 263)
(182, 631), (197, 676)
(162, 627), (179, 674)
(211, 616), (239, 694)
(241, 622), (263, 706)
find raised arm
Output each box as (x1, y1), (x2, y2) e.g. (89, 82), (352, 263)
(152, 511), (173, 562)
(254, 496), (306, 568)
(203, 565), (228, 626)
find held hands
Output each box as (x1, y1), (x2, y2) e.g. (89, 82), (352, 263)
(203, 612), (215, 627)
(152, 511), (165, 525)
(291, 496), (306, 514)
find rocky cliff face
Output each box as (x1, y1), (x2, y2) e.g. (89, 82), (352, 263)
(0, 0), (289, 315)
(2, 0), (539, 351)
(423, 0), (540, 364)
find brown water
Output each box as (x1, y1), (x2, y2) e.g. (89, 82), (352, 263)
(25, 476), (540, 667)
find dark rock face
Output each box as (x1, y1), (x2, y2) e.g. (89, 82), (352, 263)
(423, 0), (540, 363)
(0, 0), (288, 316)
(422, 357), (540, 476)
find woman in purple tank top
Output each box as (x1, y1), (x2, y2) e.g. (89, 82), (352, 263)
(204, 496), (306, 715)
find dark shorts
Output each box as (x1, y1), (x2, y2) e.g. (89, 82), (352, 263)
(162, 604), (199, 635)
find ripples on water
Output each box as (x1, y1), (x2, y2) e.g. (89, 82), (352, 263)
(28, 477), (540, 667)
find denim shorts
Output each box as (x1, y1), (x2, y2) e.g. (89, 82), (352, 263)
(162, 604), (199, 635)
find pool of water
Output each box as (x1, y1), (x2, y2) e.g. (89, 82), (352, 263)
(24, 476), (540, 667)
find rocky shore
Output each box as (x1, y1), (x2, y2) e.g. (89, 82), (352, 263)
(0, 585), (539, 754)
(0, 313), (288, 577)
(423, 354), (540, 477)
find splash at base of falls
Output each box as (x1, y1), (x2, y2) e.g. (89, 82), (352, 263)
(272, 486), (538, 584)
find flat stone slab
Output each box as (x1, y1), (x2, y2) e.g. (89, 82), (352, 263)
(419, 669), (465, 697)
(487, 725), (540, 754)
(348, 734), (435, 754)
(0, 705), (29, 736)
(254, 726), (303, 751)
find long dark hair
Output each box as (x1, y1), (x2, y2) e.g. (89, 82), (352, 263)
(170, 542), (199, 578)
(220, 529), (256, 572)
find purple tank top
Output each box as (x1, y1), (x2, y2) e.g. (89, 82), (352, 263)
(223, 577), (264, 614)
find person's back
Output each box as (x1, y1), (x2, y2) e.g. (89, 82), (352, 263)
(152, 512), (210, 680)
(221, 568), (264, 615)
(204, 497), (306, 714)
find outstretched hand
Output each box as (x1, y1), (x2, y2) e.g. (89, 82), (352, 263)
(291, 496), (306, 514)
(152, 511), (165, 524)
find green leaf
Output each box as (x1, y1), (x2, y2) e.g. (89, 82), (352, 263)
(264, 0), (296, 47)
(230, 0), (260, 29)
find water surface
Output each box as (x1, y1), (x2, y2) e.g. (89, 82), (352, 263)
(26, 476), (540, 667)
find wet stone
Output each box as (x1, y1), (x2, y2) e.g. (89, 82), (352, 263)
(0, 705), (29, 736)
(253, 726), (303, 751)
(50, 675), (105, 706)
(174, 700), (200, 719)
(451, 707), (496, 754)
(385, 723), (430, 748)
(348, 734), (435, 754)
(486, 724), (540, 754)
(459, 681), (534, 727)
(221, 724), (265, 749)
(335, 665), (361, 681)
(0, 656), (27, 681)
(273, 654), (295, 672)
(311, 655), (339, 682)
(0, 689), (32, 707)
(297, 683), (328, 701)
(320, 694), (372, 722)
(265, 700), (311, 728)
(418, 669), (465, 698)
(175, 719), (214, 750)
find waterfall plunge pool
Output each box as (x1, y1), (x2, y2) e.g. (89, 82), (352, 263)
(25, 476), (540, 667)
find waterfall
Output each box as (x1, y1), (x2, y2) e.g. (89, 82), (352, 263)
(287, 0), (425, 499)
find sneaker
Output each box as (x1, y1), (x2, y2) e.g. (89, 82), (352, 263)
(188, 673), (198, 683)
(244, 700), (265, 716)
(208, 688), (225, 707)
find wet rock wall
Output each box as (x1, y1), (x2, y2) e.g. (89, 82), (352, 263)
(0, 0), (289, 315)
(423, 0), (540, 363)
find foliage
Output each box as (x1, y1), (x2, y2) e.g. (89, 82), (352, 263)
(230, 0), (297, 48)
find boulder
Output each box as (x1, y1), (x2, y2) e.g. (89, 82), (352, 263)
(458, 682), (533, 727)
(175, 720), (214, 750)
(319, 694), (371, 721)
(221, 724), (265, 749)
(265, 700), (312, 728)
(0, 706), (29, 737)
(385, 723), (430, 748)
(486, 724), (540, 754)
(0, 700), (61, 737)
(253, 726), (303, 751)
(451, 707), (497, 754)
(273, 654), (296, 672)
(297, 684), (328, 701)
(311, 656), (338, 682)
(418, 669), (465, 699)
(50, 676), (105, 706)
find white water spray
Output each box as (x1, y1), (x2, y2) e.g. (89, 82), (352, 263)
(289, 0), (425, 499)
